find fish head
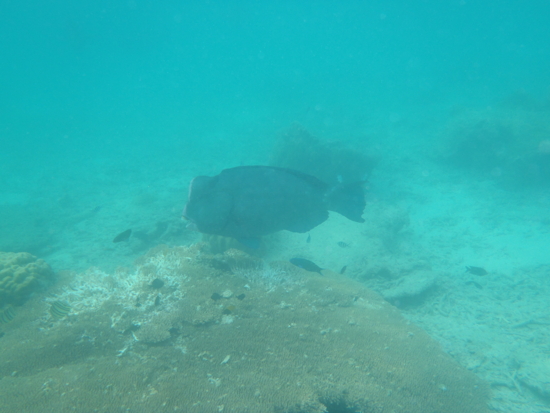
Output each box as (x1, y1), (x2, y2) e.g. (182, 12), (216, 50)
(182, 176), (233, 235)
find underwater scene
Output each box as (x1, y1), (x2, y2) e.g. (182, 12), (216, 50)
(1, 1), (550, 412)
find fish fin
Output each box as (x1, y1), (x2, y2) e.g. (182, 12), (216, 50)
(326, 181), (366, 223)
(237, 237), (261, 249)
(113, 229), (132, 243)
(286, 209), (328, 233)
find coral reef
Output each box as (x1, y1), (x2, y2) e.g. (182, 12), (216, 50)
(201, 233), (262, 255)
(270, 123), (376, 184)
(0, 252), (54, 307)
(0, 245), (490, 413)
(440, 102), (550, 188)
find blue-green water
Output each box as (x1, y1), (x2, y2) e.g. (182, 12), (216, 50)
(3, 1), (549, 170)
(2, 2), (550, 412)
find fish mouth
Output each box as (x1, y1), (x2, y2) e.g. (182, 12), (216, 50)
(182, 205), (199, 231)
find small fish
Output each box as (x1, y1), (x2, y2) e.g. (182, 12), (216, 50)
(50, 301), (71, 319)
(0, 305), (16, 324)
(465, 266), (488, 276)
(339, 265), (347, 275)
(289, 258), (323, 274)
(113, 229), (132, 243)
(150, 278), (164, 289)
(306, 234), (311, 243)
(222, 305), (236, 315)
(337, 241), (349, 248)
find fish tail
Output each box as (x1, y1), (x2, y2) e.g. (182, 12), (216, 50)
(326, 181), (366, 223)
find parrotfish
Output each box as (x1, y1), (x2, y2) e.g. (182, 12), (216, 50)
(182, 166), (365, 248)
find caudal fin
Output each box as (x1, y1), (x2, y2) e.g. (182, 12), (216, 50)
(326, 181), (366, 223)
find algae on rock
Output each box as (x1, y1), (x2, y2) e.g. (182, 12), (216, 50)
(0, 245), (490, 413)
(0, 251), (54, 307)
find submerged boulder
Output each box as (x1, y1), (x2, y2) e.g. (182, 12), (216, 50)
(0, 251), (54, 308)
(0, 245), (490, 413)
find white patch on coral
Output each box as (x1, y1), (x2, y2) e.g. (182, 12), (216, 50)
(221, 315), (234, 324)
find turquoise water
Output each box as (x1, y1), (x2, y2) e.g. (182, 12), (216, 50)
(3, 1), (549, 177)
(2, 2), (550, 412)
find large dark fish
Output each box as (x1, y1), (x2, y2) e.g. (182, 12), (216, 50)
(465, 266), (488, 276)
(182, 166), (365, 247)
(113, 229), (132, 243)
(289, 258), (324, 274)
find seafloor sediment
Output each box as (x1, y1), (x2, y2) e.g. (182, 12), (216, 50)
(0, 244), (490, 413)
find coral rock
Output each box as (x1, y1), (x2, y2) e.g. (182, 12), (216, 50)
(0, 252), (54, 307)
